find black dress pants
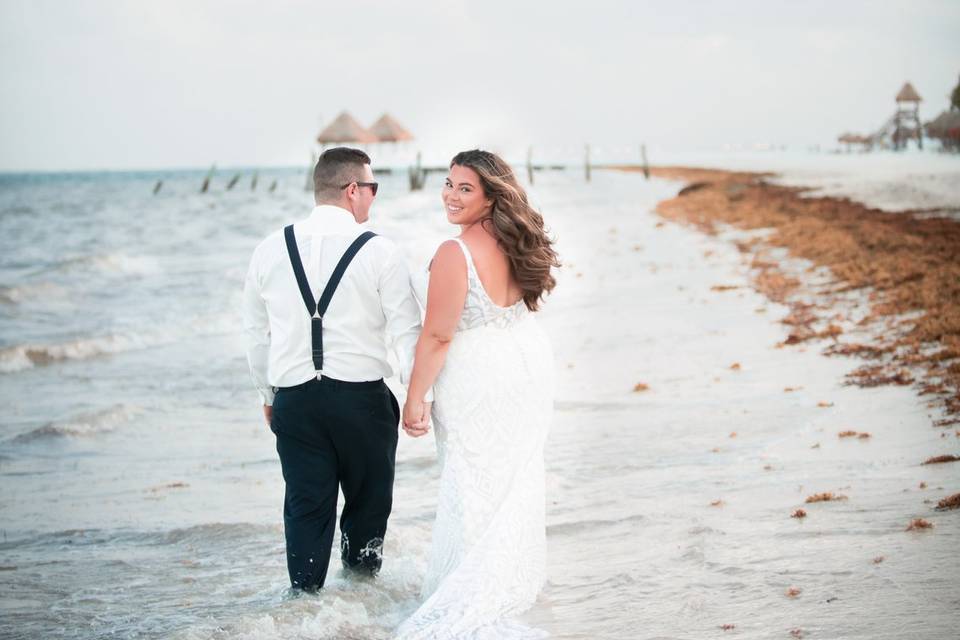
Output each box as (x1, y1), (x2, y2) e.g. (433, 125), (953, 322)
(270, 376), (399, 591)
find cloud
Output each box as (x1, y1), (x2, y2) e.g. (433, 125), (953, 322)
(1, 0), (958, 170)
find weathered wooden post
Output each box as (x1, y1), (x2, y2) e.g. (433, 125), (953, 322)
(226, 173), (241, 190)
(200, 164), (215, 193)
(408, 151), (425, 191)
(640, 144), (650, 180)
(585, 144), (591, 182)
(251, 171), (258, 191)
(526, 146), (534, 185)
(152, 180), (163, 195)
(269, 180), (277, 193)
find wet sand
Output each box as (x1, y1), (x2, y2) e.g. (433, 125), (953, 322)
(3, 168), (958, 639)
(612, 165), (960, 429)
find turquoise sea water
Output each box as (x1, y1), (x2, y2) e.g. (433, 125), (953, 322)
(0, 167), (956, 639)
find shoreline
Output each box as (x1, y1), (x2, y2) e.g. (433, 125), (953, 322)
(610, 165), (960, 428)
(2, 167), (958, 638)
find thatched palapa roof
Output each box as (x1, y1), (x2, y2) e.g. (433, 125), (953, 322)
(925, 110), (960, 138)
(370, 113), (414, 142)
(317, 111), (377, 144)
(895, 82), (922, 103)
(838, 132), (870, 144)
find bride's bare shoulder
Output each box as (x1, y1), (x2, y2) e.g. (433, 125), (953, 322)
(459, 227), (499, 259)
(428, 239), (466, 272)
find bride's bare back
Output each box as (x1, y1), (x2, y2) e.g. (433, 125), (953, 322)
(459, 223), (522, 308)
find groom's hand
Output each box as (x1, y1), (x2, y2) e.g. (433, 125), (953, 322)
(263, 404), (272, 427)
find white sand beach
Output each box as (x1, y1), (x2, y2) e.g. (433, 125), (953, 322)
(0, 159), (957, 639)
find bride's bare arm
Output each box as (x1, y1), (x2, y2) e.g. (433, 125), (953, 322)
(404, 241), (468, 428)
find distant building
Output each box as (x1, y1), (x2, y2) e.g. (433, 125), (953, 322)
(835, 82), (925, 151)
(925, 110), (960, 152)
(316, 111), (377, 146)
(369, 113), (414, 143)
(892, 82), (923, 150)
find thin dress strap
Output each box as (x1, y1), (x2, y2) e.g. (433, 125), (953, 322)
(450, 237), (478, 278)
(443, 237), (528, 328)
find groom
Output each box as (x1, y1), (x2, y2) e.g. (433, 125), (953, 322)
(242, 147), (430, 591)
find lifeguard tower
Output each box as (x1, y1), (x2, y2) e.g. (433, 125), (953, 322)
(892, 82), (923, 150)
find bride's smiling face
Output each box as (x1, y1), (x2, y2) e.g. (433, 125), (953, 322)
(442, 164), (493, 226)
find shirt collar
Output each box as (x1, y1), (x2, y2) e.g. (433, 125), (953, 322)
(304, 205), (361, 234)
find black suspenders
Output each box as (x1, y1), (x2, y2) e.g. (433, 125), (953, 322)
(283, 225), (377, 372)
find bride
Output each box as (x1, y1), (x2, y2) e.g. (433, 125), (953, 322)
(398, 149), (559, 638)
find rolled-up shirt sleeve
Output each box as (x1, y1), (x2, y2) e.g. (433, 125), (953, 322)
(379, 245), (433, 402)
(242, 247), (275, 406)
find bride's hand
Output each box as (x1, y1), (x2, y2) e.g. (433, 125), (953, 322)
(402, 399), (432, 437)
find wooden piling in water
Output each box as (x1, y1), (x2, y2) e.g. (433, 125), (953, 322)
(251, 171), (258, 191)
(269, 180), (277, 193)
(640, 144), (650, 180)
(585, 144), (591, 182)
(152, 180), (163, 195)
(200, 164), (215, 193)
(526, 146), (534, 185)
(408, 151), (426, 191)
(226, 174), (241, 190)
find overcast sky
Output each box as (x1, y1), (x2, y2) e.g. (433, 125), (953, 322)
(1, 0), (958, 171)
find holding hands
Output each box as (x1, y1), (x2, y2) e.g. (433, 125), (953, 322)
(402, 398), (432, 437)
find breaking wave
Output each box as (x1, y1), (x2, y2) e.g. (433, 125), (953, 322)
(0, 314), (237, 374)
(10, 404), (140, 443)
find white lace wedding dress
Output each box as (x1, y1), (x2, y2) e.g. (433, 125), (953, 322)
(397, 238), (553, 640)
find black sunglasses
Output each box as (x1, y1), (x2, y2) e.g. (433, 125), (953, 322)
(340, 181), (379, 196)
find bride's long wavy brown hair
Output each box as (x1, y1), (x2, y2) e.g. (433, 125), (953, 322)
(451, 149), (560, 311)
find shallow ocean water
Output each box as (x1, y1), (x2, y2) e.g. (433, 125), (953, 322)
(0, 165), (957, 639)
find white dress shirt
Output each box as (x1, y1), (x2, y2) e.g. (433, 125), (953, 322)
(242, 205), (427, 405)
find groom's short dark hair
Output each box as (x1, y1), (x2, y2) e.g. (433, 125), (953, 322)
(313, 147), (372, 202)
